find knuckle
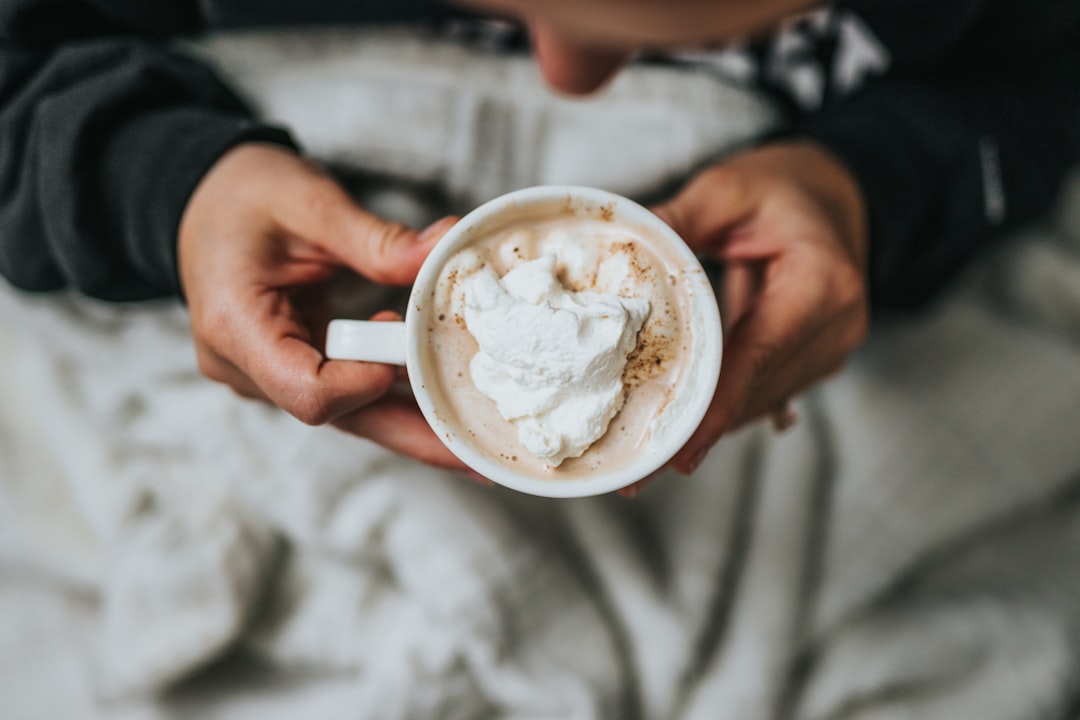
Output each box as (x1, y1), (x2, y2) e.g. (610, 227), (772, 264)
(231, 386), (256, 400)
(290, 398), (332, 426)
(199, 364), (229, 386)
(289, 378), (334, 426)
(190, 299), (232, 342)
(831, 260), (868, 310)
(190, 308), (241, 377)
(701, 163), (741, 189)
(707, 165), (751, 202)
(195, 352), (228, 385)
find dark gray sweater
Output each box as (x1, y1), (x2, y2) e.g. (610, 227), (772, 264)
(1, 0), (1077, 307)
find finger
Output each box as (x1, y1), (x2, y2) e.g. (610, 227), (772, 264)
(259, 337), (397, 426)
(530, 21), (632, 95)
(233, 294), (399, 426)
(195, 347), (270, 402)
(333, 211), (461, 286)
(275, 172), (440, 286)
(463, 470), (497, 487)
(672, 264), (833, 474)
(616, 467), (665, 498)
(289, 284), (334, 350)
(334, 395), (469, 472)
(417, 215), (460, 245)
(731, 303), (868, 429)
(652, 166), (757, 254)
(721, 261), (762, 328)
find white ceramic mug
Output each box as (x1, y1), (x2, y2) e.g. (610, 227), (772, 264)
(326, 186), (722, 497)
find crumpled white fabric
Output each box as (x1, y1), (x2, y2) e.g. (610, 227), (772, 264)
(2, 27), (1080, 720)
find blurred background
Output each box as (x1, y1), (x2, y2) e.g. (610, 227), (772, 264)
(2, 24), (1080, 720)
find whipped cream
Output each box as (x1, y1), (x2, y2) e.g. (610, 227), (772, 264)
(462, 255), (650, 466)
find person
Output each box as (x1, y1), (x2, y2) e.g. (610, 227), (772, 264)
(477, 0), (1080, 477)
(1, 0), (1078, 477)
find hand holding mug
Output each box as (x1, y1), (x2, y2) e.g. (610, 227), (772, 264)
(178, 142), (465, 470)
(327, 186), (723, 497)
(656, 141), (871, 474)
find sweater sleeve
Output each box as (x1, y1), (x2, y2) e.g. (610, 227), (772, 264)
(795, 0), (1080, 310)
(0, 2), (297, 301)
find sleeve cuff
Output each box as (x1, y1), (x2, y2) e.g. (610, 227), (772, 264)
(772, 82), (986, 310)
(102, 108), (298, 298)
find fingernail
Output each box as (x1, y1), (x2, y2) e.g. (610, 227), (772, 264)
(465, 470), (495, 487)
(417, 216), (457, 244)
(688, 448), (709, 475)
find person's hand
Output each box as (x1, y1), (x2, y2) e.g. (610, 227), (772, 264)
(178, 142), (466, 471)
(654, 141), (870, 475)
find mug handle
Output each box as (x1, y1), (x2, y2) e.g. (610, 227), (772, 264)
(325, 320), (408, 366)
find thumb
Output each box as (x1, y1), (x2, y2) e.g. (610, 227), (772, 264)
(652, 166), (758, 254)
(273, 166), (432, 285)
(330, 208), (449, 287)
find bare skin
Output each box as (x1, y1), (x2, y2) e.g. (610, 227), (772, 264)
(454, 0), (870, 481)
(180, 0), (869, 486)
(621, 141), (867, 495)
(179, 143), (466, 471)
(656, 142), (869, 473)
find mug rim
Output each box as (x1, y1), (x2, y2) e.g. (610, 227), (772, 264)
(403, 185), (722, 498)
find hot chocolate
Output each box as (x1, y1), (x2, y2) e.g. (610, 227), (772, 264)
(326, 186), (721, 496)
(418, 204), (697, 481)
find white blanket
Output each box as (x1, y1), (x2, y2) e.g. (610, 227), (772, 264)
(2, 29), (1079, 720)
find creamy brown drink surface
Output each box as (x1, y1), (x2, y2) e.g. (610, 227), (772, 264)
(417, 203), (695, 481)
